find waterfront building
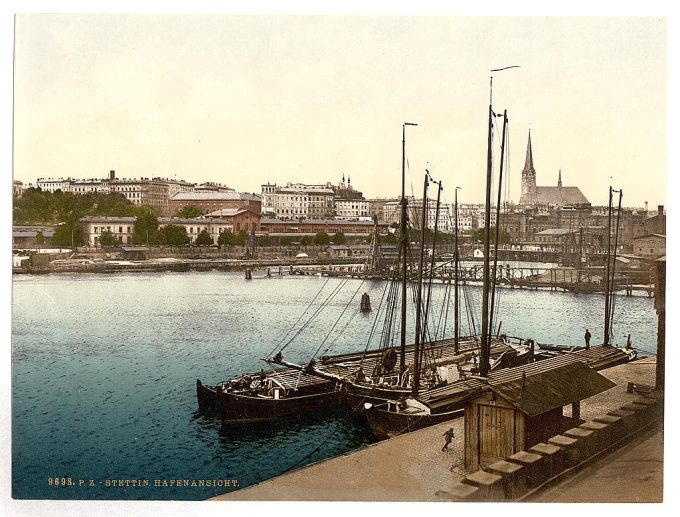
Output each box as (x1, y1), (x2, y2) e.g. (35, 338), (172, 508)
(80, 216), (137, 246)
(12, 225), (55, 248)
(259, 217), (388, 240)
(203, 208), (261, 233)
(157, 217), (239, 244)
(519, 131), (590, 208)
(632, 234), (666, 259)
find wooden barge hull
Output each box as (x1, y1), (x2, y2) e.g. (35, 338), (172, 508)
(217, 389), (345, 423)
(197, 379), (345, 423)
(365, 405), (464, 440)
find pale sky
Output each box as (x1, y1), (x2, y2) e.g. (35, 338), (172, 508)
(13, 15), (666, 208)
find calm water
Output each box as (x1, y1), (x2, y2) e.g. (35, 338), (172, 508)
(11, 271), (658, 500)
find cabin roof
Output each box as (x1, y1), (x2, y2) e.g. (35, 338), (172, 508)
(486, 355), (615, 417)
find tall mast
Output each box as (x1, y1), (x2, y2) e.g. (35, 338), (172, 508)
(480, 100), (494, 377)
(488, 110), (508, 339)
(413, 172), (429, 396)
(454, 187), (461, 354)
(604, 186), (613, 345)
(608, 189), (623, 343)
(422, 177), (443, 343)
(400, 122), (417, 376)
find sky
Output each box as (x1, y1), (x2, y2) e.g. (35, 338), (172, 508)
(13, 15), (667, 209)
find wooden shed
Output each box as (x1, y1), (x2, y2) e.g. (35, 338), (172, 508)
(120, 246), (149, 261)
(464, 355), (615, 470)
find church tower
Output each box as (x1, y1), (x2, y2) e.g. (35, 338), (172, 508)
(520, 131), (537, 203)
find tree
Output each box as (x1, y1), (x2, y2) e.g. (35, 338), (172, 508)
(99, 231), (119, 246)
(332, 232), (346, 245)
(280, 236), (292, 246)
(175, 205), (203, 218)
(195, 230), (214, 246)
(234, 229), (248, 246)
(300, 235), (311, 246)
(35, 232), (45, 245)
(313, 231), (330, 245)
(52, 222), (83, 247)
(132, 211), (159, 245)
(157, 224), (190, 246)
(218, 230), (235, 247)
(258, 234), (271, 247)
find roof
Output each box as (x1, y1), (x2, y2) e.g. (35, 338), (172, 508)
(632, 233), (666, 240)
(486, 355), (615, 417)
(204, 208), (258, 218)
(13, 230), (54, 237)
(170, 191), (261, 202)
(260, 217), (377, 226)
(120, 246), (149, 252)
(328, 245), (350, 250)
(535, 228), (573, 236)
(523, 186), (590, 206)
(79, 216), (137, 223)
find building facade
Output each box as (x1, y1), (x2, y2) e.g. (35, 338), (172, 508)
(167, 191), (262, 217)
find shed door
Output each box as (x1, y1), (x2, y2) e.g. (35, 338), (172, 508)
(478, 404), (515, 466)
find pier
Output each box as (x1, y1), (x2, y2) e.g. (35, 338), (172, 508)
(212, 357), (661, 502)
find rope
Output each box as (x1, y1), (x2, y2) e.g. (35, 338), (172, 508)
(311, 279), (363, 359)
(278, 278), (349, 355)
(267, 276), (331, 357)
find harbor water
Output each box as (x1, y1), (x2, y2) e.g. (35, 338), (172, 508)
(11, 271), (658, 500)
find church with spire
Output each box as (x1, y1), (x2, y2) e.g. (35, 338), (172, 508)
(519, 131), (590, 207)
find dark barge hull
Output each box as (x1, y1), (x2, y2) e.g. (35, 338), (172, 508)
(197, 379), (218, 412)
(365, 406), (464, 440)
(197, 380), (344, 423)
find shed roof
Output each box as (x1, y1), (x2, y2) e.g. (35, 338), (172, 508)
(487, 355), (615, 417)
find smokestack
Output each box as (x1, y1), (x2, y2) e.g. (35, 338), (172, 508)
(109, 170), (116, 180)
(645, 201), (648, 213)
(658, 205), (665, 235)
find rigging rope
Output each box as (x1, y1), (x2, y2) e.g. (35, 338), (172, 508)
(311, 279), (363, 360)
(267, 276), (331, 358)
(278, 278), (349, 355)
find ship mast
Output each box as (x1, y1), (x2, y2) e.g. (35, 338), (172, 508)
(413, 171), (429, 396)
(480, 94), (494, 377)
(400, 122), (417, 379)
(454, 186), (461, 354)
(488, 110), (508, 339)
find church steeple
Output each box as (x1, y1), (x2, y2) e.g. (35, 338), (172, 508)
(558, 169), (562, 188)
(520, 130), (537, 201)
(523, 131), (535, 175)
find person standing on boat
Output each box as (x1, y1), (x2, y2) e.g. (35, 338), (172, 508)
(442, 428), (455, 451)
(584, 329), (592, 349)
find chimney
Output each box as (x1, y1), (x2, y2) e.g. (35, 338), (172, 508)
(645, 201), (648, 213)
(658, 205), (665, 235)
(109, 170), (116, 180)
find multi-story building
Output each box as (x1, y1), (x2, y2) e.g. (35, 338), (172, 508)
(334, 199), (370, 220)
(80, 216), (137, 246)
(261, 177), (367, 220)
(167, 191), (262, 217)
(261, 182), (335, 220)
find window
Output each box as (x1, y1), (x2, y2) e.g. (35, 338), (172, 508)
(119, 226), (123, 233)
